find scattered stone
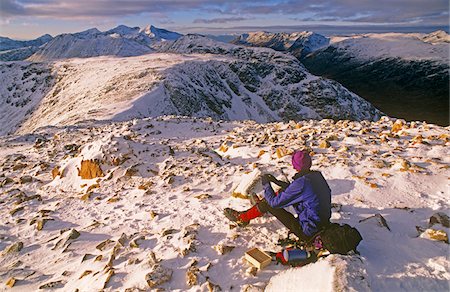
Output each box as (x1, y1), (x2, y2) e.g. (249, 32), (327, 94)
(1, 177), (14, 186)
(37, 218), (54, 231)
(391, 120), (404, 133)
(79, 270), (93, 279)
(145, 264), (173, 288)
(12, 163), (27, 171)
(86, 183), (99, 193)
(149, 211), (158, 219)
(257, 150), (266, 158)
(359, 214), (391, 231)
(107, 196), (120, 203)
(78, 160), (104, 179)
(52, 167), (60, 179)
(10, 206), (24, 216)
(81, 254), (95, 262)
(19, 175), (33, 184)
(319, 140), (331, 149)
(186, 266), (199, 287)
(245, 266), (258, 277)
(194, 193), (211, 200)
(102, 269), (115, 289)
(96, 239), (113, 251)
(3, 242), (23, 254)
(161, 229), (178, 236)
(118, 233), (128, 246)
(38, 280), (64, 289)
(94, 255), (103, 262)
(213, 244), (235, 255)
(6, 277), (16, 288)
(80, 193), (91, 201)
(205, 280), (222, 292)
(429, 212), (450, 228)
(130, 236), (145, 248)
(331, 203), (342, 212)
(67, 229), (80, 240)
(419, 229), (449, 243)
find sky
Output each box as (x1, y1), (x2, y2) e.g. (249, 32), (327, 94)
(0, 0), (449, 39)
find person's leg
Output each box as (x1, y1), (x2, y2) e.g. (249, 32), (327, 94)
(257, 200), (310, 241)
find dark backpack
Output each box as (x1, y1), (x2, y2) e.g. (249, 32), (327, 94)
(320, 223), (363, 255)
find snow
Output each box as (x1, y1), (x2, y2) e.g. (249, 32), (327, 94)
(0, 115), (448, 291)
(2, 48), (380, 136)
(329, 31), (450, 63)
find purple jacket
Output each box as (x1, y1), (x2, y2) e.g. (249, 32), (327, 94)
(264, 171), (331, 236)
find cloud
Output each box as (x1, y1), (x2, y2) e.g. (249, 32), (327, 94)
(0, 0), (447, 27)
(193, 17), (247, 24)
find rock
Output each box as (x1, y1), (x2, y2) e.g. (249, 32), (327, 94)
(161, 229), (178, 236)
(78, 160), (104, 179)
(19, 175), (33, 184)
(118, 233), (128, 246)
(78, 270), (93, 279)
(186, 266), (199, 287)
(319, 140), (331, 149)
(429, 212), (450, 228)
(391, 119), (404, 133)
(194, 193), (211, 200)
(80, 193), (91, 201)
(6, 277), (16, 288)
(257, 150), (266, 158)
(12, 163), (27, 171)
(38, 280), (64, 289)
(96, 239), (113, 251)
(102, 269), (115, 289)
(10, 206), (24, 216)
(213, 244), (235, 255)
(145, 264), (173, 288)
(149, 211), (158, 219)
(67, 229), (80, 240)
(419, 229), (449, 243)
(276, 147), (289, 158)
(86, 183), (99, 193)
(359, 213), (391, 231)
(245, 266), (258, 277)
(1, 177), (14, 186)
(3, 242), (23, 254)
(205, 280), (222, 292)
(331, 203), (342, 212)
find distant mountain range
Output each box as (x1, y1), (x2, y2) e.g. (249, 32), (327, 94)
(0, 32), (381, 136)
(0, 25), (182, 62)
(229, 30), (449, 126)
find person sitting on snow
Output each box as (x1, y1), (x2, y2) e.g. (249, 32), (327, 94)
(224, 150), (331, 241)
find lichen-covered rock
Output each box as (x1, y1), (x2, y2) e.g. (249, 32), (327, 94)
(145, 264), (173, 288)
(429, 212), (450, 228)
(78, 159), (103, 179)
(3, 242), (23, 254)
(186, 266), (199, 287)
(213, 244), (235, 255)
(420, 229), (449, 243)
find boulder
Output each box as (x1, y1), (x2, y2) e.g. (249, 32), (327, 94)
(78, 160), (104, 179)
(145, 264), (173, 288)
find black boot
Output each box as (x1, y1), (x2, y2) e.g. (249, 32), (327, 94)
(223, 208), (249, 227)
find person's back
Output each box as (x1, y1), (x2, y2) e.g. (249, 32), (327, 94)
(304, 171), (331, 227)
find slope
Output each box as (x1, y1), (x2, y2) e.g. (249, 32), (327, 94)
(0, 116), (448, 291)
(3, 39), (381, 135)
(302, 31), (450, 126)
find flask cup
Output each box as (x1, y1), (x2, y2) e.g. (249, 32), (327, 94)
(283, 249), (310, 262)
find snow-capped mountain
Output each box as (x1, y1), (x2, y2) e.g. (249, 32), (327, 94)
(27, 25), (182, 61)
(0, 34), (53, 61)
(1, 35), (381, 136)
(231, 31), (329, 58)
(0, 34), (53, 51)
(302, 31), (450, 126)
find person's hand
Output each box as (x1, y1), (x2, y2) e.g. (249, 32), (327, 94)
(261, 174), (274, 185)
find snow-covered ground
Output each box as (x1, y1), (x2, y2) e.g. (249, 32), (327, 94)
(329, 31), (449, 63)
(0, 116), (448, 291)
(1, 50), (381, 136)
